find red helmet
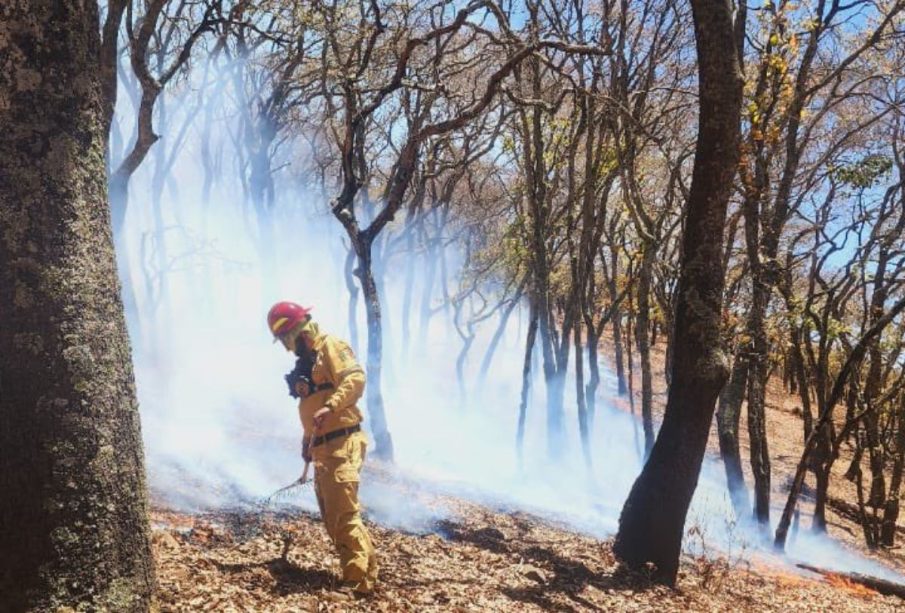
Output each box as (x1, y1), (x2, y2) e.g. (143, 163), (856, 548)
(267, 301), (312, 338)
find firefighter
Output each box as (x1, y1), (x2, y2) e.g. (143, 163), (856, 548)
(267, 301), (378, 597)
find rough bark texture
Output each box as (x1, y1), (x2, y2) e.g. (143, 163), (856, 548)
(745, 277), (772, 525)
(613, 0), (742, 585)
(0, 2), (155, 610)
(717, 352), (750, 518)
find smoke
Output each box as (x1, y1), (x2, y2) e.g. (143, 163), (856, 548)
(114, 74), (903, 585)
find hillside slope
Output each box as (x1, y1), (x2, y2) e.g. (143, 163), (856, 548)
(151, 495), (901, 612)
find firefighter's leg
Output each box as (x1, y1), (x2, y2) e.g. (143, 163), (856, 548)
(317, 433), (378, 592)
(314, 476), (333, 541)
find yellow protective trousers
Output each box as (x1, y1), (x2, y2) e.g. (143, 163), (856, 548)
(313, 431), (378, 592)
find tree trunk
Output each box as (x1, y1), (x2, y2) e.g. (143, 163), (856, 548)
(717, 352), (750, 518)
(813, 467), (830, 534)
(400, 222), (417, 361)
(108, 171), (142, 337)
(0, 3), (155, 609)
(637, 247), (655, 455)
(613, 0), (742, 585)
(249, 144), (277, 297)
(150, 109), (171, 317)
(881, 411), (905, 547)
(585, 326), (601, 430)
(517, 304), (540, 465)
(344, 247), (361, 353)
(418, 217), (439, 339)
(478, 290), (523, 391)
(575, 324), (592, 467)
(613, 311), (628, 395)
(746, 278), (772, 526)
(353, 239), (395, 461)
(774, 293), (905, 549)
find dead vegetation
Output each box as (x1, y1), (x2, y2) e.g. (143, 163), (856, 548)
(152, 495), (903, 612)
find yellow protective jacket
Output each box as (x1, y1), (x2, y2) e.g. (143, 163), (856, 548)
(298, 330), (365, 438)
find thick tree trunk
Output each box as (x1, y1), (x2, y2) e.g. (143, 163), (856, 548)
(0, 3), (155, 609)
(813, 467), (830, 534)
(613, 0), (741, 585)
(717, 352), (750, 518)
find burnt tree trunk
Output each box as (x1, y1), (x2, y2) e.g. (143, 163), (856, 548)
(613, 0), (742, 585)
(0, 2), (155, 609)
(717, 351), (751, 518)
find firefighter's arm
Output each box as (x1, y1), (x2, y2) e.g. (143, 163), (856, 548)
(323, 338), (365, 411)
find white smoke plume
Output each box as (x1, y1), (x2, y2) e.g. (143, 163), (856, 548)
(114, 77), (903, 585)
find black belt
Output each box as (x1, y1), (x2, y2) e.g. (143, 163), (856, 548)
(311, 424), (361, 447)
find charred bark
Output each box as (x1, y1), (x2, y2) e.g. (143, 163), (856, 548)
(717, 351), (750, 518)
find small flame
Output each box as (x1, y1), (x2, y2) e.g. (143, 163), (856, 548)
(824, 573), (877, 597)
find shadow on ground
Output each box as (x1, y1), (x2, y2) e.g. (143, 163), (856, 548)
(213, 557), (336, 595)
(435, 518), (654, 612)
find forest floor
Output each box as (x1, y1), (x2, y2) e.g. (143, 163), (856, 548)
(150, 486), (902, 612)
(150, 335), (905, 611)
